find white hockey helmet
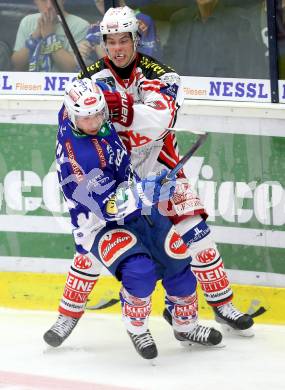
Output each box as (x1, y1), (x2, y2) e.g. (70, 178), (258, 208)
(64, 78), (108, 129)
(100, 6), (139, 47)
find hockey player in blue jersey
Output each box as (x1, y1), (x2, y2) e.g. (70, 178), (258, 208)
(45, 77), (222, 359)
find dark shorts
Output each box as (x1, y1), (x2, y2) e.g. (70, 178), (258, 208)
(91, 206), (192, 280)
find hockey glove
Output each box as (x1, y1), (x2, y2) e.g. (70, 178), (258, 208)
(95, 80), (113, 92)
(136, 169), (176, 206)
(103, 90), (134, 127)
(109, 170), (176, 220)
(86, 24), (101, 46)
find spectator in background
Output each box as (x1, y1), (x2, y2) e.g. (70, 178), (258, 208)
(238, 0), (269, 79)
(164, 0), (267, 79)
(0, 41), (12, 70)
(78, 0), (162, 66)
(11, 0), (89, 72)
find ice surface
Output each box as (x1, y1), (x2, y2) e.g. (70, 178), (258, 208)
(0, 308), (284, 390)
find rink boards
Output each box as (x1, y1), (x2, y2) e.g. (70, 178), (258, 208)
(0, 97), (284, 324)
(0, 272), (284, 325)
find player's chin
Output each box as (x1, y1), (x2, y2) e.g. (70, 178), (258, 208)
(114, 60), (125, 67)
(113, 56), (128, 67)
(84, 129), (100, 135)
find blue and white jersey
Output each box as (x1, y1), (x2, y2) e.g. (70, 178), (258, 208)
(56, 104), (142, 254)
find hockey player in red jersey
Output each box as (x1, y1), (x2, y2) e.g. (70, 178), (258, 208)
(44, 77), (222, 359)
(44, 6), (254, 350)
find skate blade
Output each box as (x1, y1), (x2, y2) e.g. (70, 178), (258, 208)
(148, 357), (158, 366)
(221, 324), (255, 338)
(179, 340), (226, 349)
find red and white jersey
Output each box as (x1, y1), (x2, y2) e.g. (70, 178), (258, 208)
(80, 53), (184, 178)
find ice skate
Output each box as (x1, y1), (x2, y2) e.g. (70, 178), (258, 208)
(163, 309), (223, 347)
(174, 325), (223, 347)
(43, 313), (79, 347)
(127, 329), (158, 360)
(213, 302), (254, 337)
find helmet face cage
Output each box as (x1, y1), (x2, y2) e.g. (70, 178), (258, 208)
(100, 6), (139, 50)
(64, 78), (108, 129)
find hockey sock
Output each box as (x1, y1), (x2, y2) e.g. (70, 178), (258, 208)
(58, 253), (101, 318)
(175, 216), (233, 306)
(165, 292), (198, 333)
(120, 287), (152, 335)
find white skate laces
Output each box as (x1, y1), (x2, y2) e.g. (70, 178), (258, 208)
(216, 302), (244, 321)
(175, 323), (222, 346)
(49, 314), (78, 337)
(130, 331), (155, 350)
(127, 329), (158, 359)
(43, 313), (79, 347)
(162, 308), (222, 346)
(186, 324), (211, 343)
(213, 302), (254, 334)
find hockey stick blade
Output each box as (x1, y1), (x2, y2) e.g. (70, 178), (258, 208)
(166, 128), (207, 135)
(246, 299), (267, 318)
(249, 306), (267, 318)
(51, 0), (90, 78)
(86, 298), (120, 310)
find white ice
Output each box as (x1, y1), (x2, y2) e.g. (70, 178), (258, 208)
(0, 308), (284, 390)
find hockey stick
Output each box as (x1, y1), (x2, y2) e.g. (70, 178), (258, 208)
(249, 306), (266, 318)
(51, 0), (91, 78)
(163, 132), (208, 182)
(166, 128), (206, 135)
(246, 299), (267, 318)
(88, 298), (267, 315)
(87, 298), (121, 310)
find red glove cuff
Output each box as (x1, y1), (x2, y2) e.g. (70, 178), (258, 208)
(103, 91), (134, 127)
